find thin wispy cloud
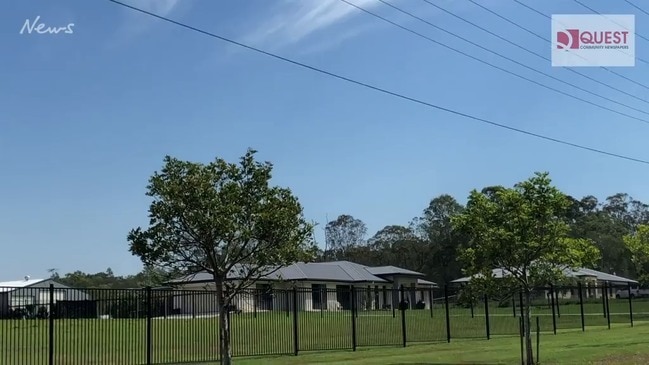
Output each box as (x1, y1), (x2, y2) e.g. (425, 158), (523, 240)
(241, 0), (382, 51)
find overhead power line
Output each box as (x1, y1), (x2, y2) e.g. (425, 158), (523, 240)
(421, 0), (649, 106)
(105, 0), (649, 166)
(342, 0), (649, 125)
(511, 0), (649, 70)
(573, 0), (649, 42)
(625, 0), (649, 17)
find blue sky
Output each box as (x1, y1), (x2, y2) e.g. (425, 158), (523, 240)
(1, 0), (649, 280)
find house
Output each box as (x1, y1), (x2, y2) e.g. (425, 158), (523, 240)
(164, 261), (437, 316)
(0, 277), (90, 317)
(451, 267), (637, 300)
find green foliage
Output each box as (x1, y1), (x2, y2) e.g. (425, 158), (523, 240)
(411, 194), (466, 284)
(452, 171), (601, 365)
(453, 172), (600, 291)
(623, 224), (649, 285)
(127, 148), (316, 289)
(126, 149), (316, 365)
(324, 214), (367, 261)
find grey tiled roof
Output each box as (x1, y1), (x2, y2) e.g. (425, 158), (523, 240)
(452, 267), (637, 284)
(168, 261), (426, 285)
(367, 265), (425, 276)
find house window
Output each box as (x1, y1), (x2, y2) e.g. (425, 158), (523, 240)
(311, 284), (327, 310)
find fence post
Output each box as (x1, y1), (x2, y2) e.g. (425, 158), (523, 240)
(351, 286), (357, 351)
(536, 316), (540, 365)
(601, 282), (607, 318)
(628, 282), (634, 327)
(519, 316), (524, 365)
(253, 290), (257, 319)
(191, 292), (196, 319)
(399, 285), (407, 347)
(469, 287), (474, 318)
(604, 282), (611, 330)
(320, 288), (324, 318)
(392, 287), (396, 318)
(554, 287), (561, 318)
(512, 297), (516, 317)
(578, 282), (585, 332)
(428, 287), (433, 318)
(484, 294), (490, 340)
(444, 285), (451, 343)
(286, 290), (290, 318)
(518, 289), (524, 318)
(49, 284), (55, 365)
(549, 286), (557, 335)
(146, 286), (152, 365)
(292, 287), (299, 356)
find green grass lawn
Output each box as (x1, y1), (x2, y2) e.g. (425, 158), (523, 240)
(1, 299), (647, 364)
(236, 324), (649, 365)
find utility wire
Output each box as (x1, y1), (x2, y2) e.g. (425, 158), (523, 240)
(422, 0), (649, 107)
(511, 0), (649, 71)
(573, 0), (649, 42)
(343, 0), (649, 125)
(625, 0), (649, 17)
(105, 0), (649, 166)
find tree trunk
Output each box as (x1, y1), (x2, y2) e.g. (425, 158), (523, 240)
(524, 290), (534, 365)
(215, 280), (232, 365)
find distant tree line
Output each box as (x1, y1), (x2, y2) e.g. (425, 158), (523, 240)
(48, 195), (649, 290)
(320, 192), (649, 286)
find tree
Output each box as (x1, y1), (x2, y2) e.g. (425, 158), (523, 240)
(367, 225), (429, 271)
(623, 224), (649, 285)
(324, 214), (367, 260)
(452, 172), (599, 365)
(412, 194), (465, 284)
(127, 149), (315, 365)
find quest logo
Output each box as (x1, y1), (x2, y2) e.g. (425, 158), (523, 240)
(551, 15), (635, 67)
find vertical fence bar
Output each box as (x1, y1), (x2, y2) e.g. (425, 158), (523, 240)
(601, 282), (607, 318)
(428, 288), (433, 318)
(605, 282), (611, 330)
(320, 288), (324, 318)
(628, 282), (634, 327)
(399, 285), (407, 347)
(292, 287), (299, 356)
(286, 291), (290, 318)
(146, 287), (152, 365)
(549, 286), (557, 335)
(518, 289), (524, 318)
(392, 287), (396, 318)
(253, 289), (257, 319)
(519, 316), (524, 365)
(444, 285), (451, 343)
(469, 287), (474, 318)
(536, 316), (540, 365)
(578, 282), (585, 332)
(484, 294), (490, 340)
(351, 286), (357, 351)
(49, 284), (55, 365)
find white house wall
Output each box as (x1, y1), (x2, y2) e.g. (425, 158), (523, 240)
(170, 277), (435, 315)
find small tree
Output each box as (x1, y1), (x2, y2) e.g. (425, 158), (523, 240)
(127, 149), (315, 365)
(623, 224), (649, 285)
(452, 172), (599, 365)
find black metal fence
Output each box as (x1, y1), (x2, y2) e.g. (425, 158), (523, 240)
(0, 282), (645, 364)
